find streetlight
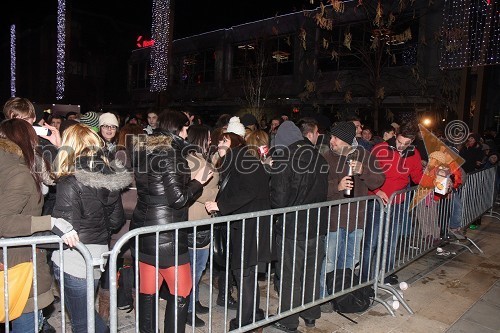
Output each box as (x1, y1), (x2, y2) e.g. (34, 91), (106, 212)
(422, 118), (432, 127)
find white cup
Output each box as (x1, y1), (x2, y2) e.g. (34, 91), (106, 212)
(399, 281), (408, 290)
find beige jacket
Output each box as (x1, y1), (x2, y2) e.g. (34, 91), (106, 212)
(186, 152), (219, 221)
(0, 138), (54, 313)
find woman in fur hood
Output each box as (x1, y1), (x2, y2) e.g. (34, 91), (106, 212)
(51, 123), (132, 333)
(130, 110), (212, 333)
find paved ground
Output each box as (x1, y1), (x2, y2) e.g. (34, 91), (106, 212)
(48, 212), (500, 332)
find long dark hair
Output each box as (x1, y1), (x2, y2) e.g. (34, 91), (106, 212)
(158, 110), (189, 136)
(0, 119), (44, 199)
(187, 125), (210, 155)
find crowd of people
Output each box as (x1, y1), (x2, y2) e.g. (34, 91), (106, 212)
(0, 96), (497, 333)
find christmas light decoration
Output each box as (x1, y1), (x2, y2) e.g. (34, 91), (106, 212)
(10, 25), (16, 97)
(440, 0), (499, 69)
(150, 0), (172, 92)
(56, 0), (66, 100)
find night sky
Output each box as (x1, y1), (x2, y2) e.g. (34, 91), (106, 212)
(0, 0), (312, 105)
(1, 0), (310, 40)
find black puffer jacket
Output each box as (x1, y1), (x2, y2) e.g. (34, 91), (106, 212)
(131, 133), (203, 268)
(52, 155), (132, 244)
(270, 140), (329, 240)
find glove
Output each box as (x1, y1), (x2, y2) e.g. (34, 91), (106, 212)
(51, 218), (79, 247)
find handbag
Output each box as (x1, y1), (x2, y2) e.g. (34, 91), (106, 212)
(0, 262), (33, 322)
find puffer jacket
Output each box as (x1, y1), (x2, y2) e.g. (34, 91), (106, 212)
(0, 138), (54, 314)
(52, 155), (132, 244)
(131, 133), (203, 268)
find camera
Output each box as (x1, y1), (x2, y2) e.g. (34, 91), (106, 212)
(33, 126), (51, 136)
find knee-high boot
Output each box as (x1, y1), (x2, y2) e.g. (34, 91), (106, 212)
(164, 293), (188, 333)
(138, 293), (157, 333)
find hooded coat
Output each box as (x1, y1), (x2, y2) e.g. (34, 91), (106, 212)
(270, 121), (329, 240)
(0, 138), (54, 314)
(130, 133), (203, 268)
(51, 154), (132, 278)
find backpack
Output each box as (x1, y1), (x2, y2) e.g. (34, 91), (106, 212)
(117, 265), (134, 312)
(327, 268), (374, 314)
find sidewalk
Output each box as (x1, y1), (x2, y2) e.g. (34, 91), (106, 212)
(48, 214), (500, 332)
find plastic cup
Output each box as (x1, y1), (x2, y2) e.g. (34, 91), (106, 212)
(399, 281), (408, 290)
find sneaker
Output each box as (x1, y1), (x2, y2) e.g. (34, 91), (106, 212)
(469, 224), (478, 230)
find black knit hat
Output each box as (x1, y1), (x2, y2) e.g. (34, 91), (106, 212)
(330, 121), (357, 145)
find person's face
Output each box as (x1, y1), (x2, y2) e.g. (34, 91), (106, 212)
(467, 136), (476, 145)
(383, 130), (395, 141)
(330, 135), (351, 155)
(271, 120), (280, 131)
(489, 154), (498, 164)
(178, 126), (189, 139)
(51, 118), (62, 130)
(218, 136), (231, 158)
(361, 129), (372, 141)
(67, 114), (77, 121)
(100, 125), (117, 141)
(395, 135), (412, 152)
(129, 118), (138, 125)
(352, 121), (363, 136)
(307, 125), (320, 145)
(147, 113), (158, 128)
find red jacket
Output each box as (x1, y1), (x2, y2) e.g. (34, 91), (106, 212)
(369, 139), (423, 202)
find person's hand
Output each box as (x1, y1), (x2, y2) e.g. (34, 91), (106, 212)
(40, 123), (61, 148)
(338, 176), (354, 191)
(262, 156), (273, 167)
(194, 165), (214, 185)
(350, 160), (363, 175)
(61, 230), (79, 247)
(376, 190), (389, 205)
(205, 201), (219, 213)
(51, 217), (79, 247)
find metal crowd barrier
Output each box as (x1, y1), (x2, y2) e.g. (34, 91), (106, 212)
(0, 235), (95, 332)
(108, 196), (389, 333)
(2, 168), (496, 333)
(377, 167), (497, 314)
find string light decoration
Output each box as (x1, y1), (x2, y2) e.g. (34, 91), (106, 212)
(10, 25), (16, 97)
(56, 0), (66, 100)
(150, 0), (172, 92)
(440, 0), (500, 69)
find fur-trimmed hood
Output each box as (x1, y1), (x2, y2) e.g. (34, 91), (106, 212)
(0, 138), (23, 158)
(74, 156), (133, 192)
(132, 133), (173, 154)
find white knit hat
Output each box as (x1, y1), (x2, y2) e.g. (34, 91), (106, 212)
(225, 116), (246, 137)
(99, 112), (119, 128)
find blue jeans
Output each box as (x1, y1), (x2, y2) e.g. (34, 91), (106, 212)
(320, 228), (363, 297)
(188, 248), (210, 313)
(53, 265), (108, 333)
(11, 310), (42, 333)
(449, 190), (463, 229)
(361, 200), (410, 282)
(324, 228), (364, 272)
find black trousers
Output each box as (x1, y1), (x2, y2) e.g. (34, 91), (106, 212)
(276, 235), (325, 329)
(231, 266), (263, 328)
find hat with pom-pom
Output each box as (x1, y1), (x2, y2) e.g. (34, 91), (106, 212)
(225, 116), (246, 138)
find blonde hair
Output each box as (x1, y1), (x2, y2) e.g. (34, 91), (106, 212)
(52, 123), (105, 178)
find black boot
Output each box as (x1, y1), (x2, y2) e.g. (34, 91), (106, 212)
(217, 288), (238, 310)
(164, 293), (188, 333)
(138, 293), (156, 333)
